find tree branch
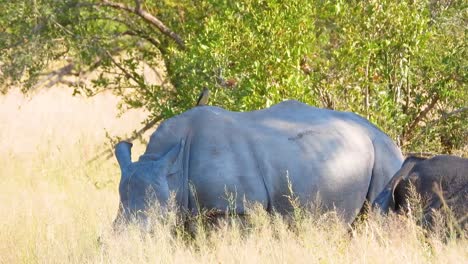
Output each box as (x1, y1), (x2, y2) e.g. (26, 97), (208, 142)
(99, 0), (185, 49)
(418, 107), (468, 134)
(85, 16), (161, 45)
(104, 49), (158, 102)
(401, 94), (440, 145)
(440, 107), (468, 120)
(33, 47), (123, 90)
(87, 116), (162, 164)
(104, 50), (142, 85)
(81, 15), (162, 48)
(33, 63), (75, 90)
(121, 30), (161, 47)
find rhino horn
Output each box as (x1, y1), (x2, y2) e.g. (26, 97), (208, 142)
(115, 141), (133, 176)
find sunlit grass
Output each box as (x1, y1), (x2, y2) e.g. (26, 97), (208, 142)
(0, 88), (466, 263)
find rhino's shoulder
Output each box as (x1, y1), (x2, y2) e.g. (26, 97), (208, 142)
(427, 155), (467, 164)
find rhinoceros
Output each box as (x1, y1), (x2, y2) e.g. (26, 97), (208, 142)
(114, 100), (403, 228)
(373, 155), (468, 228)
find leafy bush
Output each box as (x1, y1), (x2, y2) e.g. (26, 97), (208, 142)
(0, 0), (466, 153)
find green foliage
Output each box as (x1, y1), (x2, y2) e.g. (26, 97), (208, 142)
(0, 0), (466, 153)
(169, 1), (319, 112)
(166, 0), (466, 152)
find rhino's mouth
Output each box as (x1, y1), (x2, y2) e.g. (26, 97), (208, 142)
(113, 207), (153, 232)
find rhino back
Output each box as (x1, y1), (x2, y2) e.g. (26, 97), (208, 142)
(141, 100), (399, 221)
(412, 156), (468, 203)
(415, 155), (468, 178)
(185, 101), (379, 221)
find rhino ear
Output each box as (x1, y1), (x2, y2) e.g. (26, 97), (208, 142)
(373, 187), (395, 213)
(373, 176), (403, 213)
(373, 157), (422, 213)
(115, 141), (133, 177)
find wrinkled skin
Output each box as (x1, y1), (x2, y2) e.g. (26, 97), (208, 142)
(373, 155), (468, 229)
(114, 100), (403, 229)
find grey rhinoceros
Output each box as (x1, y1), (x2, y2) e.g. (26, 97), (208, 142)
(373, 155), (468, 228)
(114, 100), (403, 228)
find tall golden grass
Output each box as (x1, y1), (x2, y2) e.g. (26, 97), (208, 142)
(0, 88), (466, 263)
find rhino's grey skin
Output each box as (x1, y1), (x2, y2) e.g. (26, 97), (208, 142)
(373, 155), (468, 227)
(114, 100), (403, 227)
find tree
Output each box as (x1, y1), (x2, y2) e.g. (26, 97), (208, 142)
(0, 0), (466, 154)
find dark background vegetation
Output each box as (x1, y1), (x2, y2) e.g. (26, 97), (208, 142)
(0, 0), (466, 154)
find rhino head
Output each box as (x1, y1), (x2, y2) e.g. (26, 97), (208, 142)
(113, 141), (183, 230)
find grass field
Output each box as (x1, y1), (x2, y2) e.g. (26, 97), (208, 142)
(0, 88), (466, 263)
